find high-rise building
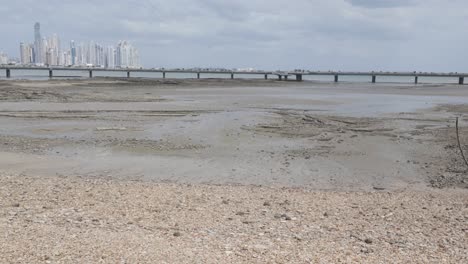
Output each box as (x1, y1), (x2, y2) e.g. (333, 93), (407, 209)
(116, 41), (140, 68)
(34, 22), (42, 64)
(0, 52), (8, 65)
(70, 41), (76, 65)
(20, 42), (27, 64)
(105, 46), (115, 68)
(41, 37), (48, 65)
(48, 34), (61, 65)
(19, 42), (34, 64)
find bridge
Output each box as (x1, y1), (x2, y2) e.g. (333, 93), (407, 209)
(0, 66), (467, 84)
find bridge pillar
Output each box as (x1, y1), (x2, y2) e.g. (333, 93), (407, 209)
(284, 76), (288, 81)
(414, 76), (418, 84)
(459, 77), (464, 85)
(89, 70), (93, 78)
(231, 73), (234, 79)
(127, 71), (130, 78)
(6, 69), (10, 78)
(372, 75), (376, 83)
(197, 73), (200, 79)
(163, 72), (166, 79)
(334, 75), (338, 82)
(264, 74), (268, 80)
(49, 70), (53, 78)
(278, 75), (282, 81)
(295, 74), (303, 81)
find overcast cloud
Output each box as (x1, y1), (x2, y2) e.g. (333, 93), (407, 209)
(0, 0), (467, 71)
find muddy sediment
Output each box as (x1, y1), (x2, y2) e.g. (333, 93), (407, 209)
(0, 78), (466, 189)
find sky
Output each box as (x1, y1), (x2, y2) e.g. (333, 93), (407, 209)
(0, 0), (467, 71)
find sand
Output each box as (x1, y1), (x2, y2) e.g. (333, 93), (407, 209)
(0, 78), (467, 263)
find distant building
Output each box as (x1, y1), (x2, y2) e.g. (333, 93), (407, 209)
(19, 42), (34, 64)
(70, 40), (76, 65)
(47, 34), (61, 65)
(0, 52), (8, 65)
(20, 42), (27, 64)
(105, 46), (115, 68)
(116, 41), (140, 68)
(34, 22), (42, 64)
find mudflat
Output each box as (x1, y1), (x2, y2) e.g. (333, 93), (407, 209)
(0, 78), (467, 263)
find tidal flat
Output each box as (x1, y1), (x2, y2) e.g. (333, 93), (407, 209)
(0, 78), (467, 263)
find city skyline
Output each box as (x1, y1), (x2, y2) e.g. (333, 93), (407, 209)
(0, 1), (467, 72)
(15, 22), (140, 69)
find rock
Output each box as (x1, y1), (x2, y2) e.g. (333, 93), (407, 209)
(263, 201), (271, 206)
(361, 247), (373, 254)
(11, 203), (20, 207)
(173, 231), (181, 237)
(364, 238), (373, 244)
(280, 214), (292, 220)
(222, 200), (229, 205)
(323, 212), (329, 217)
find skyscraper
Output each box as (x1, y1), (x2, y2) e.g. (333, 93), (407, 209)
(34, 22), (42, 64)
(20, 42), (34, 64)
(116, 41), (140, 68)
(20, 42), (26, 64)
(70, 41), (76, 65)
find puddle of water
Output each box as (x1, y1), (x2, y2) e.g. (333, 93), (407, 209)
(270, 93), (468, 117)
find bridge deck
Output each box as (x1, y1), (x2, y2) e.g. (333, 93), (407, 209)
(0, 66), (466, 84)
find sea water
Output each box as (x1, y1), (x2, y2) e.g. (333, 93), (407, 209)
(0, 69), (462, 84)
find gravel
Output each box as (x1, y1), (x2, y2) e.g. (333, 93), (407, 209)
(0, 172), (467, 263)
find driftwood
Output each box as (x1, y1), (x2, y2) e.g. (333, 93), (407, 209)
(455, 117), (468, 168)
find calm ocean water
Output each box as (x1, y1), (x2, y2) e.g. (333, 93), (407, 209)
(0, 69), (461, 84)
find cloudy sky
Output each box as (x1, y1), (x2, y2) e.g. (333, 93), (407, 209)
(1, 0), (467, 71)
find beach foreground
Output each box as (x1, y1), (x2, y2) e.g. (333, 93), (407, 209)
(0, 78), (467, 263)
(1, 172), (466, 263)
